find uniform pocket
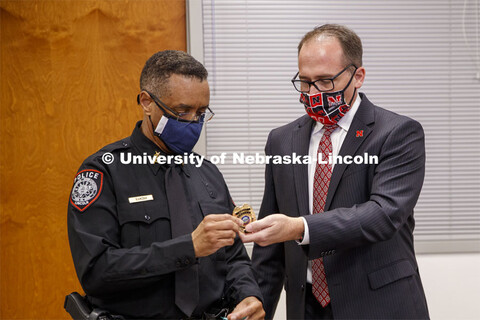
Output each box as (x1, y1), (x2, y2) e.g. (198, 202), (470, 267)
(368, 259), (416, 290)
(117, 201), (170, 247)
(118, 201), (169, 225)
(198, 201), (231, 261)
(197, 200), (231, 216)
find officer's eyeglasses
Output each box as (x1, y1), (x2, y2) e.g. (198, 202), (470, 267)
(143, 90), (215, 123)
(291, 63), (357, 93)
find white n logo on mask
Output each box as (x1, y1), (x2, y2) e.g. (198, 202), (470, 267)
(326, 94), (343, 112)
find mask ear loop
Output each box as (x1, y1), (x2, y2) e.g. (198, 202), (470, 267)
(322, 67), (358, 120)
(348, 88), (357, 106)
(148, 115), (173, 154)
(149, 116), (158, 137)
(137, 93), (171, 154)
(343, 67), (358, 106)
(137, 94), (159, 137)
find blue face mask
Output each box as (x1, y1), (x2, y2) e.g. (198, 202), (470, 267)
(152, 114), (204, 154)
(139, 90), (207, 155)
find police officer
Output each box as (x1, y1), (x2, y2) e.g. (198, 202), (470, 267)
(68, 50), (265, 320)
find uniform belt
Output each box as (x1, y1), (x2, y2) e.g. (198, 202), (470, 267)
(182, 307), (229, 320)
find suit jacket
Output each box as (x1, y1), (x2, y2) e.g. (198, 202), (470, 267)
(251, 93), (429, 319)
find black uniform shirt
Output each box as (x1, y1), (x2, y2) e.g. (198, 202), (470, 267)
(67, 121), (261, 319)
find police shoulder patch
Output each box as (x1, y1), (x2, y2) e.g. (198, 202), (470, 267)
(70, 169), (103, 212)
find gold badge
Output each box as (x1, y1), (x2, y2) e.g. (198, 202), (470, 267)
(232, 204), (256, 233)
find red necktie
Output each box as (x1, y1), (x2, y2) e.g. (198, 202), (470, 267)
(312, 124), (337, 307)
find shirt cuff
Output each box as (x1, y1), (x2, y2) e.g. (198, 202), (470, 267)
(296, 217), (310, 245)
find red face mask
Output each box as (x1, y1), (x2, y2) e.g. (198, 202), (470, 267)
(300, 90), (353, 125)
(299, 68), (357, 125)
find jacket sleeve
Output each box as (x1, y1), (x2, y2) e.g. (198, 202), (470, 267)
(251, 132), (285, 320)
(67, 156), (196, 298)
(304, 118), (426, 259)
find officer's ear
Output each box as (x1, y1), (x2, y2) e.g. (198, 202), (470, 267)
(138, 91), (154, 115)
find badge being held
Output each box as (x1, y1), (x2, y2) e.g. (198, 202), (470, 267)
(232, 204), (256, 233)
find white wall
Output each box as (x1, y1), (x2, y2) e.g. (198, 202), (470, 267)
(245, 245), (480, 319)
(417, 253), (480, 320)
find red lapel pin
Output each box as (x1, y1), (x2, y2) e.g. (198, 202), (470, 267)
(356, 130), (363, 137)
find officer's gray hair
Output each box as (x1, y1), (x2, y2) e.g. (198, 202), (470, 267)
(140, 50), (208, 97)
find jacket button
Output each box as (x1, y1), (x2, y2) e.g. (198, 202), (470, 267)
(184, 259), (190, 265)
(176, 261), (181, 267)
(144, 215), (151, 221)
(301, 284), (305, 291)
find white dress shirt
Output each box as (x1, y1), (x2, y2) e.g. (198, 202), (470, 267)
(299, 94), (361, 283)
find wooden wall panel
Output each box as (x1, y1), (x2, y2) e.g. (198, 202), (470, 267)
(0, 1), (186, 318)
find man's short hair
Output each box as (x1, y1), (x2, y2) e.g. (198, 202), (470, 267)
(140, 50), (208, 97)
(298, 24), (363, 68)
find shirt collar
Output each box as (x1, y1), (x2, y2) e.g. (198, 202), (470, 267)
(131, 120), (160, 152)
(312, 93), (362, 135)
(130, 120), (167, 175)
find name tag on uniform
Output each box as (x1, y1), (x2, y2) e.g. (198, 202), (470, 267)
(128, 194), (154, 203)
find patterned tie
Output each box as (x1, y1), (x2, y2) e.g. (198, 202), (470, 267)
(312, 124), (338, 307)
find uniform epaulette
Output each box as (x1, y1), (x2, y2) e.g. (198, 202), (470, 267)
(82, 137), (132, 166)
(98, 137), (132, 153)
(192, 151), (212, 165)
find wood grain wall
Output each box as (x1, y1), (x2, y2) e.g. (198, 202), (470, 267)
(0, 1), (186, 318)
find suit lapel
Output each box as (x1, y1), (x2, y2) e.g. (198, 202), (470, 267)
(292, 115), (315, 217)
(325, 94), (376, 210)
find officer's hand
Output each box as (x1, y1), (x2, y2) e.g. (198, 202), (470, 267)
(228, 296), (265, 320)
(239, 214), (304, 246)
(192, 214), (243, 258)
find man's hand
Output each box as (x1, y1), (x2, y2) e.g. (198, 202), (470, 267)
(191, 214), (243, 257)
(239, 214), (304, 246)
(227, 296), (265, 320)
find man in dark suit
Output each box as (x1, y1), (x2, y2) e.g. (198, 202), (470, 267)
(68, 50), (264, 320)
(241, 25), (429, 319)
